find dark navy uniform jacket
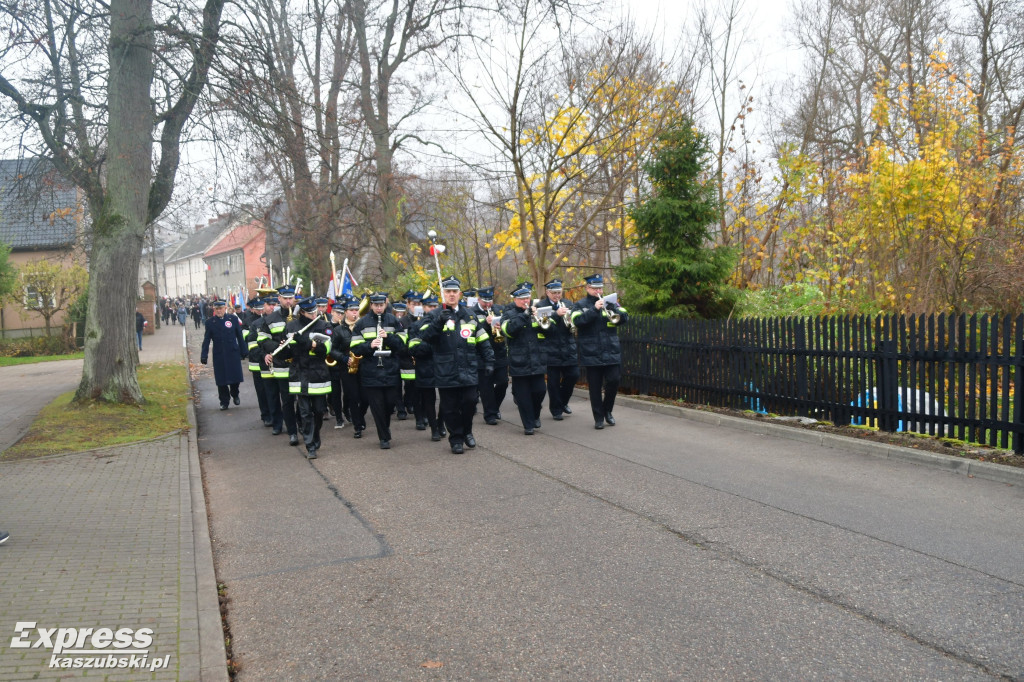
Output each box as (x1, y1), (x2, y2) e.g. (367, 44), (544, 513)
(570, 295), (629, 367)
(201, 314), (247, 386)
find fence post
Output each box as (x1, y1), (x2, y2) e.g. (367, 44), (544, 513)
(1014, 314), (1024, 454)
(795, 317), (808, 417)
(876, 336), (899, 433)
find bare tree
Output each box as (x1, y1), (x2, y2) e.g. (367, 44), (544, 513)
(344, 0), (468, 281)
(0, 0), (225, 404)
(214, 0), (368, 290)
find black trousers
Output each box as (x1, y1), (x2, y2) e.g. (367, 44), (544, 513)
(264, 376), (297, 434)
(438, 385), (478, 445)
(546, 364), (579, 416)
(416, 386), (438, 429)
(251, 372), (270, 422)
(586, 364), (621, 422)
(329, 368), (344, 423)
(400, 378), (416, 415)
(511, 374), (546, 428)
(217, 383), (240, 407)
(478, 364), (509, 421)
(364, 385), (399, 442)
(296, 394), (327, 451)
(341, 372), (364, 429)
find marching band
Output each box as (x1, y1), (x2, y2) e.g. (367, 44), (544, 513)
(235, 270), (629, 458)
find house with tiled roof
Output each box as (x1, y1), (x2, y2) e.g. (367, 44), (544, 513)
(0, 159), (87, 337)
(204, 217), (266, 302)
(163, 214), (237, 298)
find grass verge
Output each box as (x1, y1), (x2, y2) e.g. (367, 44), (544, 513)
(0, 352), (84, 366)
(2, 361), (190, 460)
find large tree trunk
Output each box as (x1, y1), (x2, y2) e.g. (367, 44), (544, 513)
(74, 0), (153, 405)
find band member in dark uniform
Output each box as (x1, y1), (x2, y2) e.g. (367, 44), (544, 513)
(500, 284), (547, 435)
(469, 286), (508, 425)
(350, 292), (406, 449)
(537, 279), (578, 420)
(286, 297), (332, 459)
(260, 285), (301, 446)
(328, 296), (368, 436)
(409, 277), (493, 454)
(408, 295), (443, 441)
(243, 297), (272, 426)
(392, 301), (416, 421)
(570, 274), (629, 429)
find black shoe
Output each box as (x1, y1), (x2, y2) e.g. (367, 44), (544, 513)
(289, 434), (299, 446)
(534, 419), (542, 429)
(220, 404), (228, 410)
(553, 414), (563, 421)
(451, 442), (464, 454)
(354, 429), (362, 439)
(431, 429), (442, 442)
(524, 428), (534, 435)
(397, 411), (408, 420)
(380, 440), (391, 449)
(335, 421), (346, 429)
(563, 405), (572, 415)
(605, 413), (615, 426)
(594, 420), (604, 430)
(465, 433), (477, 448)
(263, 420), (273, 427)
(415, 421), (426, 430)
(439, 427), (447, 438)
(485, 417), (497, 425)
(233, 396), (240, 405)
(272, 427), (283, 435)
(305, 448), (317, 459)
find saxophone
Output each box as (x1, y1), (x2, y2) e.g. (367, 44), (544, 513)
(345, 321), (361, 374)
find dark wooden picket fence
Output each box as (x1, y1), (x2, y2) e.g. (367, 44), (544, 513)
(618, 313), (1024, 453)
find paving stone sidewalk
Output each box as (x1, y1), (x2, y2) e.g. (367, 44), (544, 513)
(0, 323), (226, 682)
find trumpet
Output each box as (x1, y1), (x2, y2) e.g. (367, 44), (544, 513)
(564, 303), (578, 335)
(486, 311), (505, 343)
(601, 292), (621, 324)
(532, 299), (554, 330)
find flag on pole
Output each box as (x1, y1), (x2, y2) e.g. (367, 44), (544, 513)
(341, 261), (356, 297)
(326, 270), (337, 301)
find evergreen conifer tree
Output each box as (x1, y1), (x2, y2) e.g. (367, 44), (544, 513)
(617, 118), (737, 318)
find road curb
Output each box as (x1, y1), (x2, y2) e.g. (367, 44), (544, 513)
(579, 390), (1024, 488)
(185, 353), (230, 682)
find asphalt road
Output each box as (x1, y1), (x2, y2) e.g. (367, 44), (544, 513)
(195, 346), (1024, 680)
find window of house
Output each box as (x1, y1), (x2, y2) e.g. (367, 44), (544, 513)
(23, 285), (55, 309)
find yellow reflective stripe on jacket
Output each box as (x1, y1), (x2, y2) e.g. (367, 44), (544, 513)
(289, 381), (331, 395)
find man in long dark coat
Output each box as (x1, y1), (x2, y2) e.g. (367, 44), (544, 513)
(201, 299), (248, 410)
